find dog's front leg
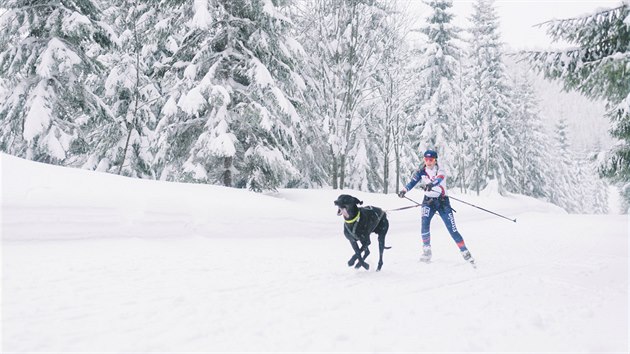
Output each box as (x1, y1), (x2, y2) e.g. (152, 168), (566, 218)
(347, 253), (358, 267)
(349, 240), (369, 270)
(360, 241), (370, 260)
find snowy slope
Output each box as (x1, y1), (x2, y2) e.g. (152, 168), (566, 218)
(2, 153), (628, 353)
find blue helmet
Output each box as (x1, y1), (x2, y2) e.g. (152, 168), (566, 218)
(423, 149), (438, 159)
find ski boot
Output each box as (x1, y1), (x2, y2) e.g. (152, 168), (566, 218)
(420, 245), (432, 263)
(461, 249), (476, 268)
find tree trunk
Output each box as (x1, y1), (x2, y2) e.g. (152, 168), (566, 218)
(339, 154), (346, 189)
(331, 148), (339, 189)
(383, 154), (389, 194)
(460, 156), (466, 193)
(383, 123), (391, 194)
(118, 3), (141, 175)
(222, 156), (232, 187)
(395, 146), (400, 193)
(394, 110), (401, 194)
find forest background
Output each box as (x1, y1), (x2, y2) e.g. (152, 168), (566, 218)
(1, 0), (628, 214)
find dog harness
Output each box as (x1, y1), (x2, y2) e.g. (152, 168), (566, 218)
(344, 212), (361, 241)
(344, 207), (385, 242)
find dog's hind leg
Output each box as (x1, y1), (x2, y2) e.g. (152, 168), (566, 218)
(376, 233), (386, 271)
(376, 219), (390, 271)
(376, 235), (392, 271)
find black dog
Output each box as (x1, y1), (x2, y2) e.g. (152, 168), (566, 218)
(334, 194), (390, 271)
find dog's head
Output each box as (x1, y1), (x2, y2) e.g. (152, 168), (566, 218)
(334, 194), (363, 219)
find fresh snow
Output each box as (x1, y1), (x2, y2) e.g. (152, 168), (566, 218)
(1, 153), (628, 352)
(22, 82), (53, 144)
(190, 0), (212, 29)
(179, 87), (207, 115)
(61, 12), (92, 36)
(36, 38), (82, 79)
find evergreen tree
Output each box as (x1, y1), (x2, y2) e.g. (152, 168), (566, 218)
(465, 0), (516, 195)
(510, 72), (550, 198)
(522, 3), (630, 212)
(575, 148), (609, 214)
(154, 0), (310, 191)
(462, 34), (487, 194)
(411, 0), (463, 164)
(451, 53), (474, 193)
(87, 0), (165, 177)
(346, 121), (370, 191)
(549, 119), (580, 212)
(0, 0), (113, 164)
(553, 123), (608, 214)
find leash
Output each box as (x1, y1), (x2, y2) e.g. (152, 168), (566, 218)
(383, 195), (423, 212)
(404, 194), (456, 212)
(385, 204), (422, 212)
(387, 195), (457, 212)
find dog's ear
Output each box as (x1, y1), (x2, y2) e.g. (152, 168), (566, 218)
(335, 194), (363, 208)
(334, 194), (351, 206)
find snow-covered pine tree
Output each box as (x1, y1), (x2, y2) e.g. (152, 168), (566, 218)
(0, 0), (113, 164)
(462, 30), (487, 194)
(154, 0), (309, 191)
(86, 0), (164, 177)
(507, 56), (610, 213)
(549, 118), (580, 213)
(346, 121), (371, 191)
(464, 0), (517, 195)
(451, 53), (474, 193)
(410, 0), (464, 168)
(510, 72), (551, 199)
(552, 120), (608, 214)
(575, 148), (609, 214)
(522, 2), (630, 212)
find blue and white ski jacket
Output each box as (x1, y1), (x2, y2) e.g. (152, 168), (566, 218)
(404, 164), (447, 198)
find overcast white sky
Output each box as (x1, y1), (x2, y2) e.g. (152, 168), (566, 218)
(407, 0), (624, 50)
(1, 2), (624, 50)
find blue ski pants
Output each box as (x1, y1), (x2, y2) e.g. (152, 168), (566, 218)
(421, 196), (467, 251)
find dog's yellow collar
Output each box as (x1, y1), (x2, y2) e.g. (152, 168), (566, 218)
(345, 211), (360, 224)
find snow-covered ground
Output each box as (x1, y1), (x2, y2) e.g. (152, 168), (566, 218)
(2, 153), (628, 353)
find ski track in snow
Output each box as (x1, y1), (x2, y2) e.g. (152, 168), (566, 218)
(2, 155), (629, 352)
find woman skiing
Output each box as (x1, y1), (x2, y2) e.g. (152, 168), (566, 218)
(398, 149), (475, 266)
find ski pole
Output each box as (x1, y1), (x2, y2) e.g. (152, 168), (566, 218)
(447, 195), (516, 223)
(404, 195), (516, 223)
